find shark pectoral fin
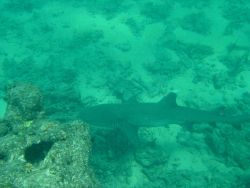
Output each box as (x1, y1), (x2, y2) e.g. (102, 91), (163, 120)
(118, 123), (139, 145)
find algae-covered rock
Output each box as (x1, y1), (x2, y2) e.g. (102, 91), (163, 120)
(0, 121), (98, 187)
(0, 83), (98, 188)
(4, 82), (43, 122)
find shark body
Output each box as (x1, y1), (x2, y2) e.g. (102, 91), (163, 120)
(79, 93), (250, 141)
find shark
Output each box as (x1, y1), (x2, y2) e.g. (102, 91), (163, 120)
(78, 93), (250, 143)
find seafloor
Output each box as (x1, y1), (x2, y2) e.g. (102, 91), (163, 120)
(0, 0), (250, 187)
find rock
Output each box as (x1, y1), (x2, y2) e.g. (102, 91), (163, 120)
(4, 82), (43, 121)
(0, 119), (98, 187)
(135, 146), (169, 167)
(0, 83), (99, 187)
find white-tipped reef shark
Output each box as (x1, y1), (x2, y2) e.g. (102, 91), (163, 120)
(78, 93), (250, 143)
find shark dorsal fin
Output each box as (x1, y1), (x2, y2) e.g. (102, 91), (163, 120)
(159, 92), (177, 107)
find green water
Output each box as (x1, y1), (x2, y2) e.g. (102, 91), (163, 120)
(0, 0), (250, 187)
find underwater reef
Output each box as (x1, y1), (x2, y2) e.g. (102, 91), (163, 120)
(1, 83), (250, 187)
(1, 0), (250, 187)
(0, 83), (98, 187)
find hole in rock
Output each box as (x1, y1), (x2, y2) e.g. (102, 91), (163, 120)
(24, 141), (54, 164)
